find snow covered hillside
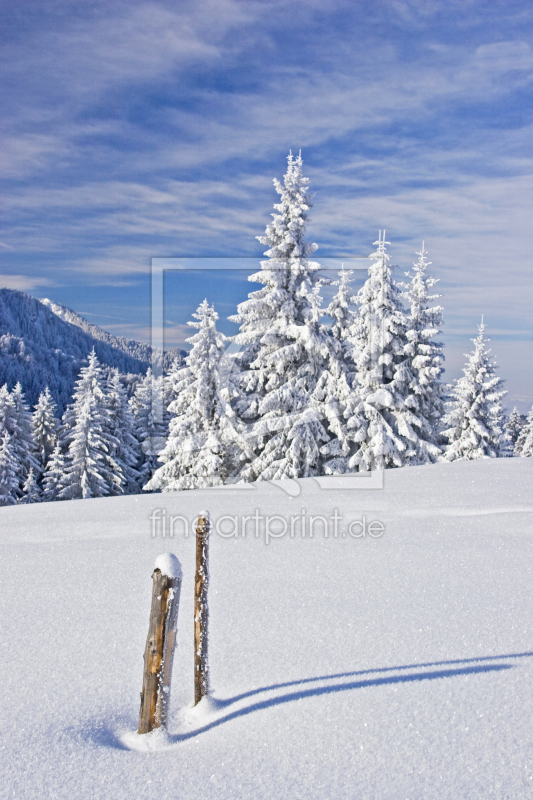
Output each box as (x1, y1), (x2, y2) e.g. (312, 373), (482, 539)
(0, 289), (185, 412)
(0, 289), (148, 412)
(40, 297), (185, 374)
(1, 458), (531, 799)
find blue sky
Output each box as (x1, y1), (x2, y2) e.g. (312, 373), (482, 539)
(1, 0), (532, 409)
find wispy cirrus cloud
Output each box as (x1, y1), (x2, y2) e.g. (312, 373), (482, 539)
(0, 274), (55, 291)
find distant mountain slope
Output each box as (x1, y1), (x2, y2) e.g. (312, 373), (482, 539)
(40, 298), (185, 374)
(0, 289), (184, 413)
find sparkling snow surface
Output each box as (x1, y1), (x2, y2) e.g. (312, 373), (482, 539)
(1, 459), (532, 799)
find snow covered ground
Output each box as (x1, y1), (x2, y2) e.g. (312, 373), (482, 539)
(1, 458), (532, 799)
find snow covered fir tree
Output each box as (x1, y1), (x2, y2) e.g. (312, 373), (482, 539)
(0, 152), (528, 502)
(58, 349), (118, 500)
(506, 407), (525, 449)
(399, 244), (446, 462)
(32, 387), (58, 472)
(129, 368), (167, 485)
(0, 433), (19, 506)
(442, 320), (509, 460)
(229, 151), (332, 480)
(347, 232), (408, 470)
(515, 405), (533, 457)
(146, 300), (251, 491)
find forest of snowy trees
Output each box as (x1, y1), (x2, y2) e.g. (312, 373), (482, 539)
(0, 288), (185, 413)
(0, 152), (531, 504)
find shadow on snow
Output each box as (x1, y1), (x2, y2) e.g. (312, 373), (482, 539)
(91, 650), (531, 749)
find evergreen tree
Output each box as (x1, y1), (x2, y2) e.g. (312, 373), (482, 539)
(11, 383), (40, 475)
(0, 384), (16, 436)
(506, 407), (524, 448)
(163, 355), (185, 414)
(442, 321), (508, 460)
(59, 350), (115, 499)
(146, 301), (250, 491)
(21, 467), (41, 503)
(32, 387), (59, 472)
(105, 370), (141, 494)
(313, 268), (363, 474)
(327, 265), (358, 344)
(41, 443), (66, 502)
(399, 244), (445, 463)
(0, 433), (19, 506)
(0, 383), (39, 496)
(129, 368), (167, 485)
(230, 151), (331, 480)
(346, 233), (414, 470)
(515, 405), (533, 457)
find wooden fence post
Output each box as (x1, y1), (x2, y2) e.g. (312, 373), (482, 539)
(194, 511), (210, 705)
(138, 553), (182, 734)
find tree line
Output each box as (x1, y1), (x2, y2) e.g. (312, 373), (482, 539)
(1, 153), (531, 504)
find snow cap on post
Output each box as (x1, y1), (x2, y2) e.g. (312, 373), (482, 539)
(196, 510), (211, 536)
(154, 552), (182, 579)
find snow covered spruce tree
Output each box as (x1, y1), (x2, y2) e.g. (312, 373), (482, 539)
(345, 233), (416, 470)
(32, 387), (59, 472)
(0, 383), (39, 497)
(399, 244), (445, 463)
(59, 350), (120, 499)
(145, 300), (250, 490)
(229, 151), (332, 480)
(41, 443), (67, 502)
(327, 265), (358, 345)
(314, 267), (364, 474)
(442, 321), (508, 460)
(129, 368), (167, 485)
(515, 405), (533, 457)
(105, 370), (141, 494)
(506, 407), (524, 449)
(0, 433), (19, 506)
(21, 467), (41, 503)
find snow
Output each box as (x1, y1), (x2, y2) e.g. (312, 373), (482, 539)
(0, 457), (531, 799)
(154, 552), (182, 579)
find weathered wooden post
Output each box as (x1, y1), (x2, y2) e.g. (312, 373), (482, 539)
(194, 511), (210, 705)
(138, 553), (182, 734)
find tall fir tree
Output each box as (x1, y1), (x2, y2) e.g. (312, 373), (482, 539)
(313, 267), (363, 474)
(346, 233), (414, 470)
(104, 370), (141, 494)
(129, 368), (167, 485)
(59, 350), (116, 499)
(230, 151), (331, 480)
(515, 405), (533, 457)
(146, 300), (251, 490)
(0, 383), (39, 496)
(32, 387), (59, 472)
(442, 321), (508, 460)
(399, 244), (445, 463)
(0, 433), (19, 506)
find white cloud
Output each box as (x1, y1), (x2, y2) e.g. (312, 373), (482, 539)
(0, 274), (54, 291)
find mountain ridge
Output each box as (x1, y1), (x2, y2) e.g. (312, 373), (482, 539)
(0, 288), (185, 413)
